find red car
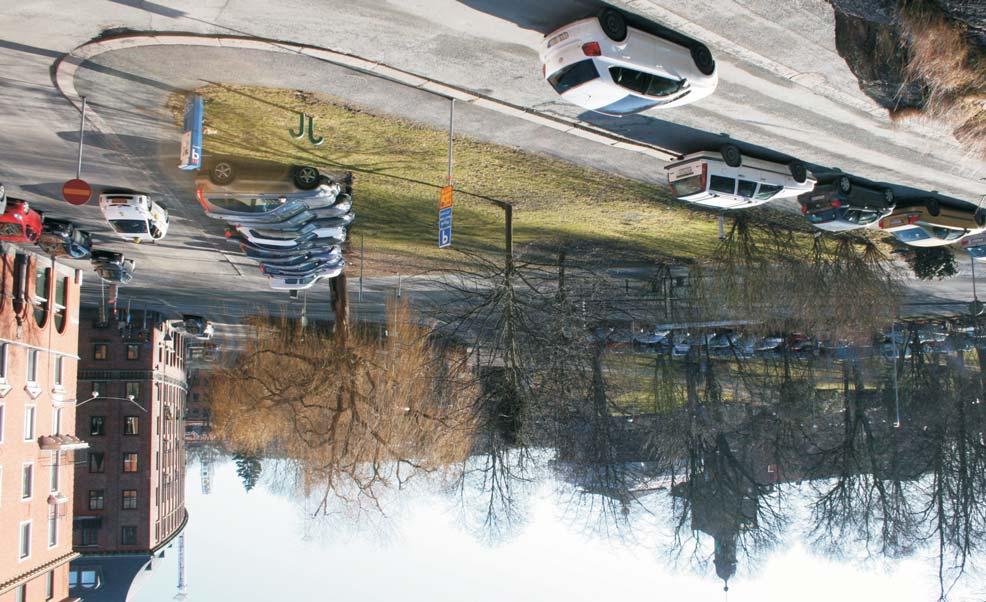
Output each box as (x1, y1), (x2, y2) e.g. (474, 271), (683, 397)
(0, 198), (43, 244)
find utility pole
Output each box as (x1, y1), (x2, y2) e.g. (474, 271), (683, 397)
(447, 99), (455, 185)
(76, 96), (87, 179)
(174, 532), (187, 600)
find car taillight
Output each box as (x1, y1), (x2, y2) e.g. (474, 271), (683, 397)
(196, 188), (207, 209)
(879, 218), (889, 228)
(582, 42), (602, 56)
(801, 204), (808, 214)
(907, 214), (921, 225)
(831, 199), (842, 208)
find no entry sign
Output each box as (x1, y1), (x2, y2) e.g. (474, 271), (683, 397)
(62, 179), (92, 205)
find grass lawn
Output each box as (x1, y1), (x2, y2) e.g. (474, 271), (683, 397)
(178, 85), (825, 275)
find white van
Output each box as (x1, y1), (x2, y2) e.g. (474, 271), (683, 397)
(666, 145), (816, 210)
(98, 192), (170, 243)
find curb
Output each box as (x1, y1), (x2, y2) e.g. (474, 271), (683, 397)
(52, 32), (681, 163)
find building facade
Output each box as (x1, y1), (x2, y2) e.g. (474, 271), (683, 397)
(72, 309), (188, 557)
(0, 248), (85, 602)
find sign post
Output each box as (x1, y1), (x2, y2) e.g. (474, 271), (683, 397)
(178, 95), (204, 171)
(76, 96), (87, 179)
(438, 185), (453, 249)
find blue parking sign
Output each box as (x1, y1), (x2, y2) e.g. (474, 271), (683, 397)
(438, 206), (452, 248)
(178, 95), (204, 171)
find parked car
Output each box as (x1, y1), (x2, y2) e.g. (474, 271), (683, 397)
(180, 314), (210, 336)
(38, 218), (92, 258)
(878, 201), (986, 247)
(98, 191), (169, 243)
(960, 231), (986, 259)
(798, 175), (895, 232)
(261, 256), (345, 278)
(666, 145), (814, 209)
(539, 8), (717, 115)
(250, 247), (342, 266)
(232, 223), (347, 248)
(91, 250), (135, 284)
(0, 198), (43, 244)
(216, 194), (353, 227)
(195, 158), (347, 221)
(268, 268), (343, 291)
(0, 181), (7, 214)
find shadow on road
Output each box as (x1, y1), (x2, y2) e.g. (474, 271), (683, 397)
(457, 0), (603, 34)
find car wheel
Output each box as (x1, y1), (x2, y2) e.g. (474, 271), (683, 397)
(927, 199), (941, 216)
(293, 166), (321, 190)
(884, 188), (895, 207)
(838, 175), (852, 194)
(209, 161), (235, 186)
(788, 162), (808, 184)
(598, 8), (627, 42)
(691, 44), (715, 76)
(720, 144), (742, 167)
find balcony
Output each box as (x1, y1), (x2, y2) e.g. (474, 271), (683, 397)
(37, 434), (89, 452)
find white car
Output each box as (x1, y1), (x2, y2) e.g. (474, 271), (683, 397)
(539, 9), (717, 115)
(98, 192), (169, 243)
(234, 224), (346, 248)
(666, 145), (815, 210)
(268, 268), (342, 291)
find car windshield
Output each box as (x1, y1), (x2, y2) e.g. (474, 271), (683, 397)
(0, 223), (23, 236)
(547, 59), (600, 94)
(929, 226), (965, 240)
(609, 67), (683, 98)
(967, 246), (986, 258)
(807, 209), (837, 223)
(843, 209), (880, 225)
(893, 226), (932, 242)
(206, 196), (287, 213)
(670, 174), (705, 198)
(110, 219), (149, 234)
(755, 183), (783, 200)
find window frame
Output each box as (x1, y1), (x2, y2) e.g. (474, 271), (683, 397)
(18, 520), (31, 561)
(122, 489), (138, 510)
(33, 264), (50, 328)
(710, 175), (737, 195)
(53, 276), (68, 334)
(0, 342), (7, 382)
(47, 505), (57, 548)
(736, 179), (758, 198)
(45, 569), (54, 601)
(122, 452), (138, 473)
(26, 350), (39, 384)
(23, 405), (35, 440)
(89, 415), (105, 437)
(123, 415), (139, 436)
(120, 525), (138, 546)
(125, 382), (141, 401)
(54, 356), (64, 388)
(22, 462), (33, 500)
(93, 343), (109, 361)
(88, 451), (105, 474)
(126, 344), (140, 361)
(88, 489), (105, 510)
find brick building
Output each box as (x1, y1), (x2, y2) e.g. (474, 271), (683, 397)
(72, 308), (188, 557)
(0, 248), (86, 602)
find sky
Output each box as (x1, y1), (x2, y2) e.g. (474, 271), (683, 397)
(130, 458), (981, 602)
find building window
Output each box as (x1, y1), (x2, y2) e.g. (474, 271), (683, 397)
(88, 452), (105, 473)
(121, 526), (137, 546)
(23, 405), (35, 440)
(126, 344), (140, 360)
(19, 521), (31, 559)
(93, 343), (108, 360)
(91, 381), (105, 396)
(54, 356), (64, 387)
(126, 382), (141, 401)
(54, 277), (68, 333)
(22, 463), (33, 499)
(89, 416), (105, 436)
(80, 526), (98, 546)
(0, 343), (7, 380)
(34, 264), (49, 327)
(27, 350), (38, 383)
(122, 489), (138, 509)
(15, 584), (25, 602)
(48, 505), (57, 547)
(88, 489), (105, 510)
(45, 569), (54, 600)
(0, 403), (5, 444)
(123, 453), (138, 473)
(49, 457), (59, 492)
(124, 416), (139, 436)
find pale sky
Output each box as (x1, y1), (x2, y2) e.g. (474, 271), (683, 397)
(130, 459), (981, 602)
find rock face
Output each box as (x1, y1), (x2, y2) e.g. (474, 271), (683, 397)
(832, 7), (926, 112)
(829, 0), (986, 112)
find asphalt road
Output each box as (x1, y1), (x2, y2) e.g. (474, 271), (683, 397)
(0, 0), (985, 331)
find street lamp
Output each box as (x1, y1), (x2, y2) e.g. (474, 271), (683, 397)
(75, 391), (147, 412)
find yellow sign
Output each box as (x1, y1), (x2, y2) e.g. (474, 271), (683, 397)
(439, 185), (454, 210)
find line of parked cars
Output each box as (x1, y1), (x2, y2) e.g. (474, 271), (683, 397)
(538, 8), (986, 249)
(193, 157), (353, 291)
(0, 184), (138, 284)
